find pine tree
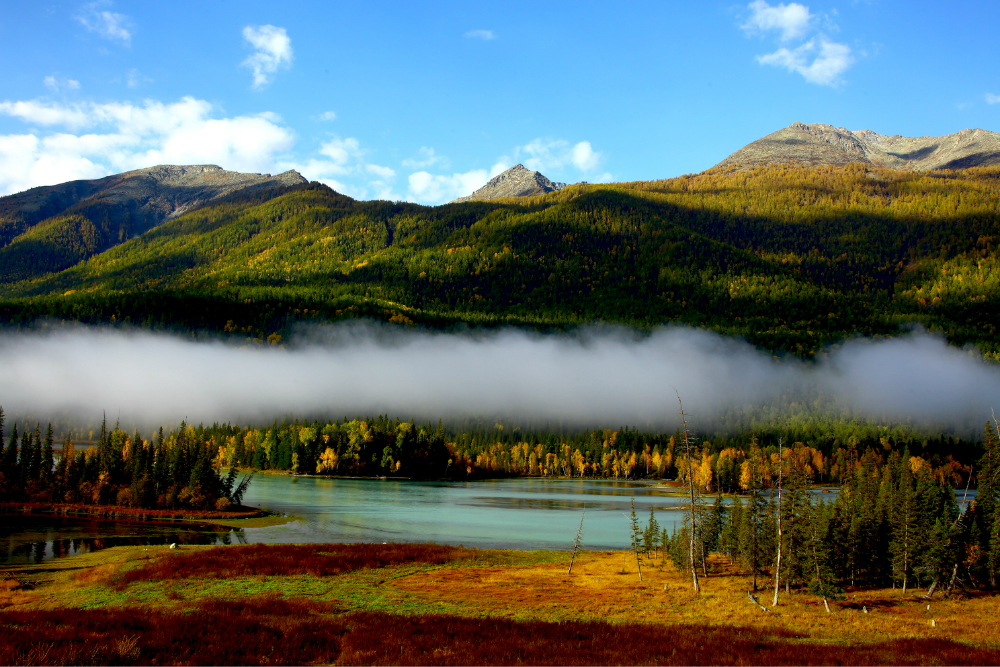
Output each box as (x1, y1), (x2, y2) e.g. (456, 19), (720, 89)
(739, 442), (769, 591)
(889, 450), (917, 593)
(0, 407), (5, 471)
(19, 428), (31, 484)
(29, 423), (42, 482)
(644, 506), (661, 558)
(979, 418), (1000, 587)
(41, 423), (54, 485)
(629, 497), (644, 582)
(782, 446), (813, 592)
(720, 495), (744, 565)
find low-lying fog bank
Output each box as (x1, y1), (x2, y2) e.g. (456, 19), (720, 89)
(0, 322), (996, 437)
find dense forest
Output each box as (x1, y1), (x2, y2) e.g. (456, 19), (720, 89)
(659, 424), (1000, 597)
(0, 164), (998, 357)
(2, 406), (999, 594)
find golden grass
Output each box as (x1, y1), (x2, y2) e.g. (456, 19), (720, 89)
(4, 544), (999, 655)
(393, 551), (1000, 648)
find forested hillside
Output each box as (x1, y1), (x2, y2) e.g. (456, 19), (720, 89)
(1, 163), (999, 357)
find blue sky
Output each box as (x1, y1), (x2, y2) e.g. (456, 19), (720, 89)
(1, 0), (998, 204)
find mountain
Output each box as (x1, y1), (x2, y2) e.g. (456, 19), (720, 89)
(1, 163), (999, 360)
(451, 164), (572, 203)
(0, 165), (306, 283)
(716, 122), (1000, 171)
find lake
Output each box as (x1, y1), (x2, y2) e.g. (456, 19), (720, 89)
(237, 476), (708, 551)
(3, 475), (964, 565)
(1, 477), (710, 564)
(0, 515), (240, 566)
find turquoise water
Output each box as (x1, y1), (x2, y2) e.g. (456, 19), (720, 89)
(1, 476), (970, 562)
(239, 476), (696, 551)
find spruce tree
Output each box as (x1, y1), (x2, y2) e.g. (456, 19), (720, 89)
(0, 407), (5, 471)
(978, 419), (1000, 586)
(42, 423), (54, 485)
(889, 450), (917, 593)
(29, 423), (41, 482)
(739, 442), (769, 591)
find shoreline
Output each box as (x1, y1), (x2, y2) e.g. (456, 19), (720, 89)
(0, 500), (265, 525)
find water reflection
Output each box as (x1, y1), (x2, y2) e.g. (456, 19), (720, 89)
(238, 476), (701, 551)
(2, 480), (978, 562)
(0, 516), (243, 565)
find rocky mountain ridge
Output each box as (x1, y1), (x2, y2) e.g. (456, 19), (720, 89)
(716, 122), (1000, 171)
(0, 165), (307, 244)
(0, 164), (307, 284)
(451, 164), (573, 203)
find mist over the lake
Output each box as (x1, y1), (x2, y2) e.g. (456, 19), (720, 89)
(0, 322), (996, 435)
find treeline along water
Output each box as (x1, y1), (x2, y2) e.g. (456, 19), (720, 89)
(2, 406), (999, 593)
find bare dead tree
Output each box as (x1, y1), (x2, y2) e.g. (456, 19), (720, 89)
(772, 437), (784, 607)
(674, 388), (700, 594)
(568, 506), (586, 575)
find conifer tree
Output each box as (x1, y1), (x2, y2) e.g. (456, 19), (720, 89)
(629, 497), (644, 582)
(19, 429), (31, 484)
(720, 495), (743, 565)
(979, 418), (1000, 586)
(739, 441), (769, 591)
(41, 423), (54, 484)
(29, 423), (42, 481)
(889, 450), (917, 593)
(644, 506), (661, 558)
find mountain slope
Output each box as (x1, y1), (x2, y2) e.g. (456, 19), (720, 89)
(716, 122), (1000, 171)
(2, 164), (1000, 359)
(0, 165), (306, 283)
(451, 164), (570, 203)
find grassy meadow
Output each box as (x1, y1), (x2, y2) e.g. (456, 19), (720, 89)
(1, 542), (998, 665)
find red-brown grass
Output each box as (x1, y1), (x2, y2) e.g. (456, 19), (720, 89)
(0, 596), (342, 666)
(2, 602), (998, 666)
(113, 543), (477, 588)
(0, 501), (261, 521)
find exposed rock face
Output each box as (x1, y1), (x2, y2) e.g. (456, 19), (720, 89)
(0, 165), (308, 244)
(451, 164), (570, 203)
(716, 122), (1000, 171)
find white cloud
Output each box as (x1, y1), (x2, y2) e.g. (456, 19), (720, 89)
(0, 96), (294, 195)
(742, 0), (812, 41)
(510, 138), (604, 175)
(0, 100), (91, 129)
(757, 37), (854, 86)
(571, 141), (600, 171)
(402, 139), (606, 205)
(277, 136), (400, 201)
(740, 1), (854, 87)
(401, 146), (446, 169)
(315, 111), (337, 121)
(465, 29), (495, 40)
(76, 1), (133, 45)
(43, 75), (81, 93)
(407, 162), (508, 204)
(241, 25), (293, 89)
(987, 93), (1000, 105)
(366, 164), (396, 179)
(317, 136), (362, 171)
(126, 68), (151, 88)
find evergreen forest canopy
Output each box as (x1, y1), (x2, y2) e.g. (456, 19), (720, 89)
(0, 163), (997, 358)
